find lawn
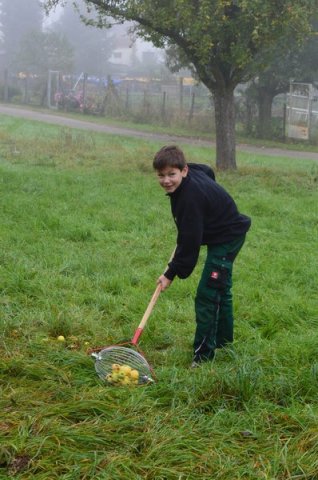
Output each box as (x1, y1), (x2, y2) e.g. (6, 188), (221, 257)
(0, 114), (317, 479)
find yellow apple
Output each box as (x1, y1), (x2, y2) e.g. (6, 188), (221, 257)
(130, 369), (139, 381)
(111, 372), (119, 382)
(120, 377), (132, 386)
(120, 365), (132, 375)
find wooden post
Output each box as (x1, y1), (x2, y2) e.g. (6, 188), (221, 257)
(161, 91), (166, 119)
(82, 73), (88, 112)
(179, 77), (184, 113)
(282, 100), (287, 141)
(143, 89), (150, 116)
(47, 71), (51, 108)
(143, 89), (147, 109)
(188, 92), (195, 123)
(4, 69), (9, 102)
(125, 86), (129, 110)
(23, 75), (29, 104)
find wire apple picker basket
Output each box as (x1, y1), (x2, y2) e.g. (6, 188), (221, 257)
(90, 283), (162, 387)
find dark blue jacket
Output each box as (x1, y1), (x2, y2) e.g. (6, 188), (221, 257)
(165, 163), (251, 280)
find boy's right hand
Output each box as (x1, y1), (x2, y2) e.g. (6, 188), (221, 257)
(157, 275), (172, 291)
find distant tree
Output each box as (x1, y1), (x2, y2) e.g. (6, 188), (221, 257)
(51, 0), (114, 76)
(44, 0), (318, 169)
(12, 30), (73, 106)
(0, 0), (43, 70)
(15, 30), (74, 74)
(246, 28), (318, 139)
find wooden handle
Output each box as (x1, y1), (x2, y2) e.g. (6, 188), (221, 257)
(131, 247), (176, 346)
(131, 283), (162, 345)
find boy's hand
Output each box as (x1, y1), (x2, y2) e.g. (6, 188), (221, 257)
(157, 274), (172, 291)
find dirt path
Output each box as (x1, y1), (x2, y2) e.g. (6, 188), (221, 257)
(0, 104), (317, 161)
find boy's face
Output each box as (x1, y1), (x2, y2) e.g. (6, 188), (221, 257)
(156, 166), (188, 193)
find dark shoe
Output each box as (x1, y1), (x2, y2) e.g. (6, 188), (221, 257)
(190, 358), (201, 368)
(190, 352), (214, 368)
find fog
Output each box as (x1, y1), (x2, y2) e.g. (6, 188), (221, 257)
(42, 4), (63, 28)
(0, 0), (165, 79)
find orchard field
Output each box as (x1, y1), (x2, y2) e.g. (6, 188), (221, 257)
(0, 114), (317, 479)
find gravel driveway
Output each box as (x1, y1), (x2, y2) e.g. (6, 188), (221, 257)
(0, 104), (317, 161)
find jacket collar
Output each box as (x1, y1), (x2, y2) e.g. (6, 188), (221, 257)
(167, 175), (190, 197)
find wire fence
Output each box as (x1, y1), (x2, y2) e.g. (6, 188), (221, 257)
(3, 70), (317, 142)
(0, 70), (215, 132)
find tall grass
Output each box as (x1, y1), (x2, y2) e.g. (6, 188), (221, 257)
(0, 115), (317, 479)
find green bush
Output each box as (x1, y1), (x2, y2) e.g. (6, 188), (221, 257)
(0, 83), (22, 101)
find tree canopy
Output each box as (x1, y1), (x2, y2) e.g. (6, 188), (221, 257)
(51, 0), (115, 76)
(44, 0), (318, 169)
(247, 30), (318, 139)
(15, 30), (74, 74)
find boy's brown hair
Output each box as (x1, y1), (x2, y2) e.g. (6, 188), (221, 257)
(153, 145), (187, 171)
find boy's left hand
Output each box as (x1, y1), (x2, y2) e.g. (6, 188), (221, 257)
(157, 275), (172, 291)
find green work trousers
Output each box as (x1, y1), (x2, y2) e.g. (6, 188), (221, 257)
(193, 235), (246, 360)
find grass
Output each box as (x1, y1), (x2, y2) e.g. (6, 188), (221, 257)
(0, 114), (318, 479)
(3, 101), (318, 154)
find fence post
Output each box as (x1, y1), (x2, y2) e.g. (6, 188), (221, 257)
(188, 92), (195, 123)
(179, 77), (184, 113)
(47, 71), (51, 108)
(82, 73), (88, 112)
(23, 75), (29, 104)
(143, 89), (150, 116)
(143, 89), (147, 109)
(282, 99), (287, 141)
(97, 77), (103, 113)
(4, 69), (9, 102)
(107, 74), (112, 89)
(125, 86), (129, 111)
(161, 91), (166, 119)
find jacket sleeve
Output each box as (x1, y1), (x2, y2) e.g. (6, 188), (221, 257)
(164, 195), (204, 280)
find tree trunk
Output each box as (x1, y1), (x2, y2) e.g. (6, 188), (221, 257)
(213, 87), (236, 170)
(257, 91), (274, 139)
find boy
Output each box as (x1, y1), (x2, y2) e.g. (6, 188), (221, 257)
(153, 145), (251, 367)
